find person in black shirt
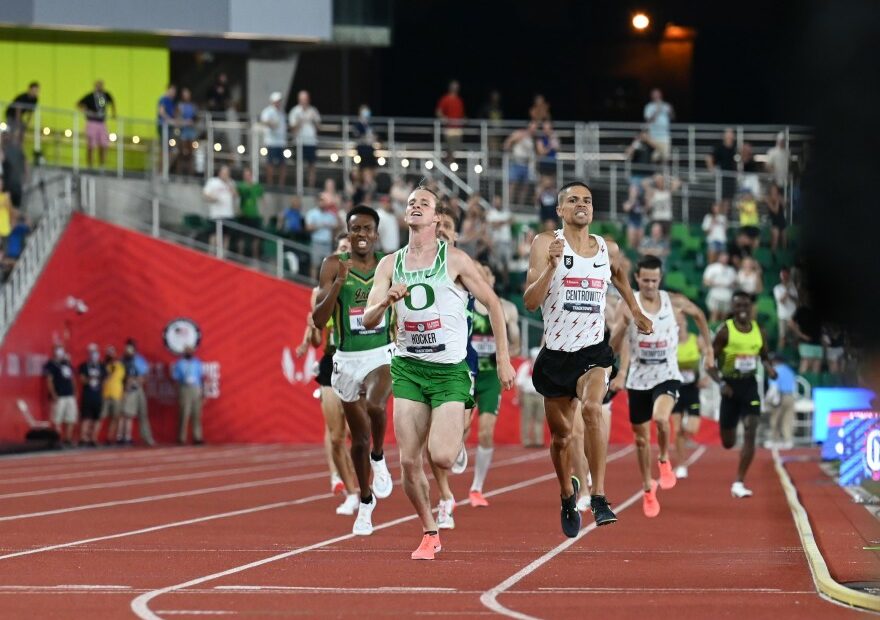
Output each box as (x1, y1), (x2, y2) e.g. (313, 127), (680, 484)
(707, 128), (738, 211)
(206, 73), (230, 119)
(4, 82), (39, 142)
(789, 303), (823, 375)
(78, 344), (107, 447)
(44, 345), (79, 446)
(77, 80), (116, 169)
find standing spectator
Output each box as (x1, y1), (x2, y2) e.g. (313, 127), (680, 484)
(638, 222), (670, 259)
(376, 196), (401, 253)
(643, 88), (674, 163)
(535, 120), (559, 180)
(789, 302), (823, 374)
(77, 80), (116, 169)
(288, 90), (321, 188)
(736, 191), (761, 252)
(739, 142), (762, 197)
(173, 345), (204, 445)
(773, 267), (798, 350)
(458, 198), (490, 262)
(236, 167), (264, 258)
(435, 80), (465, 164)
(822, 324), (847, 378)
(706, 128), (738, 211)
(701, 202), (729, 263)
(259, 92), (287, 186)
(505, 122), (536, 206)
(765, 132), (789, 189)
(4, 81), (39, 141)
(765, 183), (787, 254)
(536, 176), (559, 230)
(736, 256), (763, 300)
(516, 347), (544, 448)
(643, 173), (681, 231)
(1, 212), (29, 280)
(703, 251), (737, 321)
(98, 345), (125, 445)
(486, 194), (513, 287)
(206, 73), (230, 120)
(156, 84), (177, 142)
(353, 105), (378, 185)
(764, 354), (797, 449)
(625, 129), (656, 183)
(529, 94), (550, 122)
(44, 345), (77, 447)
(121, 339), (153, 446)
(78, 343), (106, 447)
(277, 195), (305, 238)
(480, 90), (504, 153)
(175, 88), (198, 176)
(305, 192), (341, 279)
(202, 165), (238, 251)
(1, 129), (27, 208)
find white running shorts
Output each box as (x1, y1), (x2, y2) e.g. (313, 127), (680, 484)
(331, 345), (395, 403)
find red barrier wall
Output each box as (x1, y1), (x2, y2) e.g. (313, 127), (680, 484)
(0, 214), (718, 447)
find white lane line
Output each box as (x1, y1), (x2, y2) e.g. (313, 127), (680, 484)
(479, 445), (707, 620)
(215, 586), (459, 593)
(528, 586), (816, 594)
(154, 612), (236, 616)
(129, 448), (629, 620)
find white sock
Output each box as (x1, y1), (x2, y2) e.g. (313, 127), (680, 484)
(471, 446), (494, 493)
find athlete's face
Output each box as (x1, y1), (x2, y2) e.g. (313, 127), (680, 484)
(405, 190), (440, 228)
(437, 214), (457, 244)
(557, 186), (593, 227)
(347, 214), (378, 256)
(732, 295), (752, 322)
(636, 267), (661, 299)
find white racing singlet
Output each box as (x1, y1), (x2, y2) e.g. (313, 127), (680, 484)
(625, 290), (683, 390)
(392, 240), (469, 364)
(541, 231), (611, 352)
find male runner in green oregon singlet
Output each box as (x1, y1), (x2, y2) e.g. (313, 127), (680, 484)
(313, 205), (395, 537)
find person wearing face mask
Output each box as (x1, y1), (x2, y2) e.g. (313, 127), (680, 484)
(121, 339), (154, 446)
(172, 345), (205, 445)
(100, 346), (126, 445)
(78, 343), (107, 447)
(44, 345), (78, 447)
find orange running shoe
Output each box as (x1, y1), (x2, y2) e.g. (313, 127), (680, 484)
(469, 490), (489, 507)
(642, 480), (660, 518)
(411, 533), (442, 560)
(658, 459), (677, 490)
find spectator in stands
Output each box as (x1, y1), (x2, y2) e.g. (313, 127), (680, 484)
(203, 164), (237, 251)
(288, 90), (321, 188)
(353, 104), (378, 184)
(701, 202), (728, 264)
(789, 301), (823, 374)
(486, 194), (513, 288)
(480, 89), (504, 153)
(390, 176), (413, 220)
(0, 212), (29, 280)
(235, 167), (264, 259)
(1, 129), (27, 208)
(703, 251), (737, 321)
(77, 80), (116, 169)
(643, 88), (674, 163)
(736, 256), (763, 301)
(277, 195), (305, 238)
(78, 343), (105, 447)
(822, 324), (847, 377)
(156, 84), (177, 141)
(376, 195), (401, 253)
(305, 190), (341, 279)
(121, 339), (153, 446)
(173, 345), (205, 445)
(459, 197), (490, 262)
(505, 122), (536, 206)
(175, 88), (198, 176)
(736, 191), (761, 252)
(4, 82), (39, 141)
(625, 129), (656, 183)
(765, 132), (789, 189)
(516, 347), (544, 448)
(764, 354), (796, 450)
(260, 92), (287, 186)
(773, 267), (798, 350)
(739, 142), (762, 197)
(45, 345), (78, 447)
(638, 222), (670, 259)
(643, 173), (680, 231)
(0, 178), (12, 248)
(436, 80), (465, 164)
(511, 228), (536, 286)
(529, 94), (551, 122)
(206, 73), (230, 120)
(706, 128), (738, 211)
(765, 183), (787, 254)
(536, 121), (559, 180)
(536, 175), (559, 230)
(99, 345), (124, 445)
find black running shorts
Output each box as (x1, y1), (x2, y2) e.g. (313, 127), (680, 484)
(673, 382), (700, 416)
(627, 380), (680, 425)
(719, 377), (760, 430)
(532, 338), (614, 400)
(315, 350), (334, 387)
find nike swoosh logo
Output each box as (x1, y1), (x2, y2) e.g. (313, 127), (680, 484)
(658, 315), (669, 320)
(593, 262), (607, 268)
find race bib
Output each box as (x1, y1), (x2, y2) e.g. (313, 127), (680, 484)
(638, 340), (668, 365)
(735, 355), (757, 372)
(562, 277), (604, 313)
(680, 369), (696, 384)
(471, 334), (496, 356)
(403, 318), (445, 353)
(349, 306), (385, 336)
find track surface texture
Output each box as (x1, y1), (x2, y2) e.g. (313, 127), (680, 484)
(0, 443), (872, 619)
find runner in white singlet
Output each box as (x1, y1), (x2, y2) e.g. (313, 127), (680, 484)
(524, 181), (652, 537)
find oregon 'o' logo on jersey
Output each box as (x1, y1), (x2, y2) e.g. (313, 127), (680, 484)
(405, 283), (435, 311)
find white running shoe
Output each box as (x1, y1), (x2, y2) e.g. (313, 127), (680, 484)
(335, 493), (359, 516)
(370, 456), (393, 499)
(437, 498), (456, 530)
(330, 473), (345, 495)
(576, 494), (591, 513)
(675, 465), (689, 479)
(451, 445), (468, 475)
(731, 481), (753, 498)
(763, 439), (778, 450)
(353, 497), (376, 535)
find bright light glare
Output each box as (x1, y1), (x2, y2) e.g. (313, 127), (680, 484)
(449, 162), (459, 172)
(259, 147), (268, 156)
(474, 164), (483, 174)
(330, 152), (339, 162)
(64, 129), (72, 138)
(109, 133), (118, 142)
(237, 145), (246, 154)
(425, 160), (434, 170)
(283, 149), (292, 159)
(377, 156), (386, 166)
(632, 13), (650, 30)
(401, 158), (410, 168)
(132, 135), (141, 144)
(213, 142), (222, 152)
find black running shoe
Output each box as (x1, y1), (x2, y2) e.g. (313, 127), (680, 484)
(561, 476), (582, 538)
(590, 495), (618, 526)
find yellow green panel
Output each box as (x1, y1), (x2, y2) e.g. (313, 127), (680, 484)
(0, 41), (17, 104)
(131, 47), (170, 122)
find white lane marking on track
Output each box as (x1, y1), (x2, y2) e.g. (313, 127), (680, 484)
(528, 587), (816, 594)
(154, 613), (236, 616)
(216, 586), (459, 593)
(479, 446), (706, 620)
(0, 584), (132, 590)
(128, 447), (631, 620)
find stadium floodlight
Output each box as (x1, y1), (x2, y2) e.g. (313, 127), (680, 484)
(330, 152), (339, 162)
(474, 164), (483, 174)
(377, 157), (386, 166)
(632, 12), (650, 30)
(450, 162), (459, 172)
(425, 160), (434, 170)
(132, 135), (141, 144)
(237, 145), (246, 154)
(109, 133), (117, 142)
(64, 129), (72, 138)
(169, 139), (177, 147)
(259, 147), (267, 156)
(401, 158), (410, 168)
(213, 142), (222, 152)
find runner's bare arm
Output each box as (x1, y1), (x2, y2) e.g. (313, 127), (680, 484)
(607, 239), (653, 335)
(523, 232), (558, 312)
(610, 318), (630, 392)
(671, 293), (715, 369)
(760, 327), (777, 379)
(503, 299), (521, 354)
(312, 255), (346, 329)
(707, 324), (729, 386)
(609, 303), (632, 353)
(363, 255), (404, 329)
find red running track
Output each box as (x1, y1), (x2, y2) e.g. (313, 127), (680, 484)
(0, 444), (869, 619)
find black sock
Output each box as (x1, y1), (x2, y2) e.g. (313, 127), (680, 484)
(370, 451), (384, 461)
(425, 530), (438, 536)
(360, 493), (373, 504)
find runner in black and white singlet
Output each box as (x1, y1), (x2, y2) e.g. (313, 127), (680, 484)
(524, 181), (652, 537)
(611, 255), (713, 518)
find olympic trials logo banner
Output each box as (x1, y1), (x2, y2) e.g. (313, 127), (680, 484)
(163, 318), (202, 355)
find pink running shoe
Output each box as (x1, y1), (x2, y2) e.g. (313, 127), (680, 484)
(411, 533), (442, 560)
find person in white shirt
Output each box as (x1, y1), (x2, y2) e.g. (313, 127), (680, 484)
(773, 267), (798, 349)
(643, 173), (681, 230)
(765, 132), (789, 189)
(736, 257), (763, 298)
(515, 347), (544, 448)
(202, 164), (237, 251)
(643, 88), (674, 163)
(702, 252), (737, 321)
(288, 90), (321, 188)
(701, 202), (728, 263)
(259, 91), (287, 186)
(376, 196), (401, 253)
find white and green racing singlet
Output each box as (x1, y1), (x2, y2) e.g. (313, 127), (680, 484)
(392, 240), (469, 364)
